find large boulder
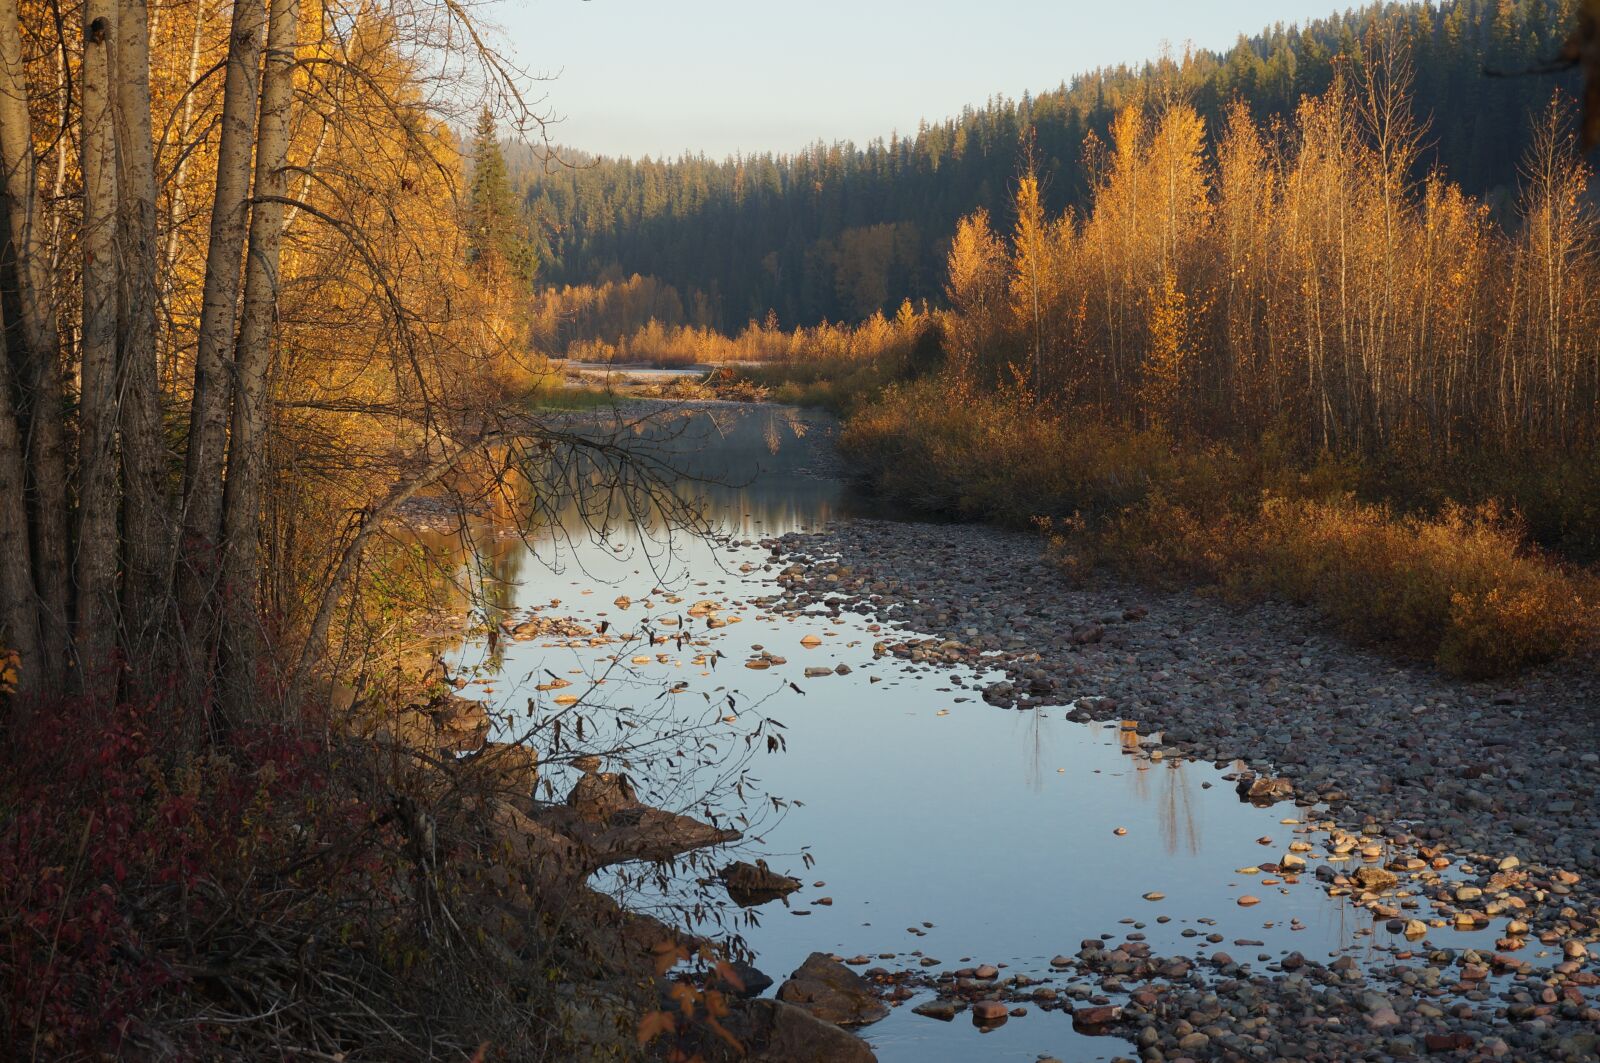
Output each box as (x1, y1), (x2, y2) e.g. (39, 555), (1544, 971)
(707, 960), (774, 999)
(352, 691), (489, 757)
(427, 692), (490, 752)
(460, 741), (539, 797)
(487, 799), (580, 876)
(545, 775), (741, 872)
(567, 771), (639, 823)
(775, 953), (890, 1027)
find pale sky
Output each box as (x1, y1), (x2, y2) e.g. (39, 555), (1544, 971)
(488, 0), (1362, 159)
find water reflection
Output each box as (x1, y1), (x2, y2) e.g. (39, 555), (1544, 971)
(408, 401), (1484, 1063)
(1158, 762), (1200, 858)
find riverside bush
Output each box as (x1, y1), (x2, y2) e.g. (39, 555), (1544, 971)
(842, 378), (1595, 678)
(1107, 496), (1591, 677)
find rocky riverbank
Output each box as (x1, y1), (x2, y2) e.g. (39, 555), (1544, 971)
(763, 517), (1600, 1061)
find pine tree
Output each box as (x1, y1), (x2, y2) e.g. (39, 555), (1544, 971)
(467, 107), (535, 288)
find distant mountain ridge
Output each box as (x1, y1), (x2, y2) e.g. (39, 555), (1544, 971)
(513, 0), (1582, 334)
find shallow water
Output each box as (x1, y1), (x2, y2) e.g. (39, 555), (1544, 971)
(428, 402), (1493, 1062)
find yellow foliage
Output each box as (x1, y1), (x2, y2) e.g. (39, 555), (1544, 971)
(1139, 270), (1191, 432)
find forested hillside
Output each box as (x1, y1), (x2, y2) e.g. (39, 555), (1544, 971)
(515, 0), (1581, 336)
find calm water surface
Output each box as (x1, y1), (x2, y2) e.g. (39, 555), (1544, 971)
(429, 402), (1484, 1062)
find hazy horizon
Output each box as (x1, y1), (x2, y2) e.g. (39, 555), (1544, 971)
(490, 0), (1357, 160)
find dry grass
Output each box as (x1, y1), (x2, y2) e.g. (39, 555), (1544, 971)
(1103, 496), (1593, 677)
(842, 376), (1597, 678)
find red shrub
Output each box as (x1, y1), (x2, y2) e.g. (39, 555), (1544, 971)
(0, 693), (334, 1057)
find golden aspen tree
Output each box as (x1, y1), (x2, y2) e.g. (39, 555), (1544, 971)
(1010, 161), (1049, 396)
(1355, 22), (1425, 442)
(1516, 95), (1596, 447)
(1147, 102), (1209, 278)
(1084, 105), (1147, 406)
(944, 207), (1008, 386)
(1215, 101), (1275, 426)
(1140, 269), (1193, 433)
(1286, 81), (1361, 451)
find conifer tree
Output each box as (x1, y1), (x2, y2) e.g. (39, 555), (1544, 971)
(467, 107), (536, 288)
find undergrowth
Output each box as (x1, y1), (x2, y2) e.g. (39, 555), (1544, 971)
(0, 688), (628, 1060)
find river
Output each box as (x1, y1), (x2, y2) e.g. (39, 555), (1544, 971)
(421, 400), (1488, 1062)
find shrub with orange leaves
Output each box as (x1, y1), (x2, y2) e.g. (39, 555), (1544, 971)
(634, 940), (750, 1062)
(0, 647), (17, 699)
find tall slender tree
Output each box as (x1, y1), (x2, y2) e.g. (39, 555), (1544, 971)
(466, 106), (534, 287)
(77, 0), (123, 695)
(178, 0), (267, 647)
(116, 0), (170, 660)
(0, 0), (70, 687)
(219, 0), (300, 713)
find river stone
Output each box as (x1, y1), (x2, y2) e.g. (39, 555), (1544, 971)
(708, 960), (774, 999)
(775, 953), (890, 1027)
(971, 1000), (1008, 1025)
(1071, 1004), (1123, 1029)
(719, 859), (802, 906)
(1236, 774), (1294, 805)
(1354, 866), (1399, 891)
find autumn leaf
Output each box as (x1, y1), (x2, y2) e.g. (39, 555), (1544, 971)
(635, 1010), (677, 1046)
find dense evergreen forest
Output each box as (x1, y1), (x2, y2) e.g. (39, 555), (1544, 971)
(513, 0), (1581, 337)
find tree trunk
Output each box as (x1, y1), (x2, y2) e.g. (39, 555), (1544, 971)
(78, 0), (122, 697)
(115, 0), (169, 667)
(0, 328), (40, 707)
(0, 0), (70, 687)
(159, 0), (207, 381)
(220, 0), (298, 715)
(176, 0), (266, 642)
